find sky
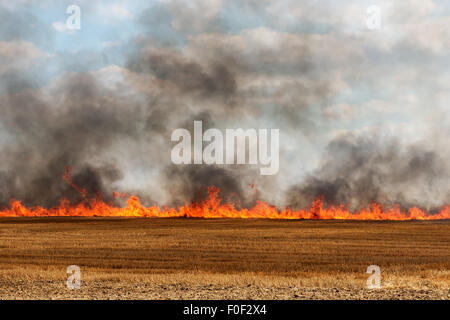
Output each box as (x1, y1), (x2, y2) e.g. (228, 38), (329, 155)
(0, 0), (449, 210)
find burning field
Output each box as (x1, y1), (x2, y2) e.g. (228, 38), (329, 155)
(1, 0), (450, 302)
(2, 186), (450, 220)
(0, 170), (448, 300)
(0, 217), (448, 300)
(1, 168), (449, 220)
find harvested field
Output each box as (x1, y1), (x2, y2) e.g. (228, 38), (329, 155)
(0, 218), (448, 299)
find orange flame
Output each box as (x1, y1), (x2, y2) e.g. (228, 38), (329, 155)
(62, 166), (86, 198)
(0, 168), (449, 220)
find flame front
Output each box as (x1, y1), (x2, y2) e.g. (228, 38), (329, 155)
(0, 168), (449, 220)
(1, 185), (449, 220)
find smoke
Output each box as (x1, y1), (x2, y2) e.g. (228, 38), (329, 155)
(128, 47), (237, 101)
(286, 132), (450, 212)
(0, 1), (448, 211)
(0, 32), (255, 208)
(0, 73), (137, 207)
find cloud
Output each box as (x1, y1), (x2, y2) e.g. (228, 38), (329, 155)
(52, 21), (67, 32)
(96, 3), (134, 21)
(52, 20), (79, 35)
(166, 0), (222, 33)
(0, 40), (51, 74)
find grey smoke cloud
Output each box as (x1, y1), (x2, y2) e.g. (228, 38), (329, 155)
(287, 132), (450, 212)
(0, 0), (449, 211)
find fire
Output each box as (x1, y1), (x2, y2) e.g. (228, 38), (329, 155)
(0, 168), (449, 220)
